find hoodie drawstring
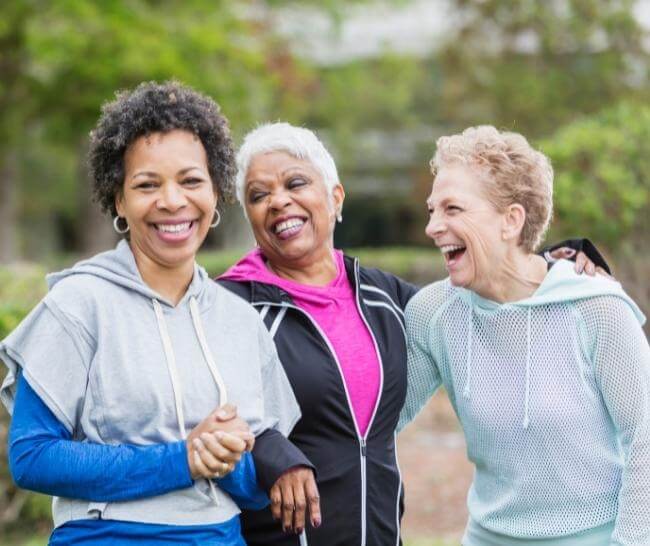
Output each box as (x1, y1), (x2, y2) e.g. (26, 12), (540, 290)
(523, 308), (532, 430)
(189, 298), (228, 406)
(153, 299), (187, 437)
(463, 306), (474, 399)
(153, 297), (228, 505)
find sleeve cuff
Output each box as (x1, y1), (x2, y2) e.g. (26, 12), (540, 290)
(251, 429), (315, 491)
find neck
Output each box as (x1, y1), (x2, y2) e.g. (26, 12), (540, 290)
(266, 245), (338, 287)
(130, 243), (195, 306)
(474, 249), (548, 304)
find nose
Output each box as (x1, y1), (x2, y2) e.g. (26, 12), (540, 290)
(157, 181), (188, 212)
(268, 188), (292, 211)
(425, 211), (446, 240)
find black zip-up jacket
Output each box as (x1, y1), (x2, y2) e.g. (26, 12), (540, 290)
(219, 255), (418, 546)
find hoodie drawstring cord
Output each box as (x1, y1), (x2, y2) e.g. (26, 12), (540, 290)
(153, 299), (187, 437)
(153, 297), (228, 505)
(463, 305), (473, 399)
(523, 308), (532, 430)
(189, 297), (228, 406)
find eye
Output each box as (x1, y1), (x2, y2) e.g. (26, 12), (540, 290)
(134, 181), (158, 190)
(447, 205), (462, 213)
(182, 177), (203, 186)
(248, 191), (268, 203)
(288, 177), (308, 189)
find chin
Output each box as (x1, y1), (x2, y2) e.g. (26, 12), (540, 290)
(448, 274), (471, 288)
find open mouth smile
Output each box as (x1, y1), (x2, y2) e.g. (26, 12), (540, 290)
(152, 220), (197, 242)
(271, 217), (307, 240)
(439, 244), (467, 267)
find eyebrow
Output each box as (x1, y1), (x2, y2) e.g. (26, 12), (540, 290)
(131, 167), (204, 179)
(245, 166), (312, 188)
(132, 171), (158, 179)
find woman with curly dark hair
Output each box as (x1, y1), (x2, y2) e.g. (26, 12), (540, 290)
(0, 81), (302, 545)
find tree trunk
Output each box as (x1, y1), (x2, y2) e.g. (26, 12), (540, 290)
(76, 140), (117, 256)
(0, 151), (18, 264)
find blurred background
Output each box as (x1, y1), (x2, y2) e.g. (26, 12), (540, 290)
(1, 0), (649, 544)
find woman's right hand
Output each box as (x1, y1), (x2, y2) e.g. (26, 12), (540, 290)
(186, 404), (254, 480)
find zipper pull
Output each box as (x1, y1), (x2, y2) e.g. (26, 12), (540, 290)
(361, 438), (367, 457)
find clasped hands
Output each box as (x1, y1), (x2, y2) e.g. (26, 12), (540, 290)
(185, 404), (321, 534)
(186, 403), (254, 480)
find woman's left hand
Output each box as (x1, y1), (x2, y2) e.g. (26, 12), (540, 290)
(270, 466), (321, 534)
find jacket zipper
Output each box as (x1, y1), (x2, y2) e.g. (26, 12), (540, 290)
(352, 259), (385, 546)
(254, 285), (385, 546)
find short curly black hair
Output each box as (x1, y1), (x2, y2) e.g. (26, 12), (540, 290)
(88, 81), (236, 217)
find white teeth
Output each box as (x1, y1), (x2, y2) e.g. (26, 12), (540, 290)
(274, 219), (304, 234)
(157, 222), (191, 233)
(439, 244), (466, 255)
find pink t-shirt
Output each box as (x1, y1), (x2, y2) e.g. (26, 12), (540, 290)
(221, 249), (380, 436)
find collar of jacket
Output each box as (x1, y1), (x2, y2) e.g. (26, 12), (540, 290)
(247, 254), (360, 305)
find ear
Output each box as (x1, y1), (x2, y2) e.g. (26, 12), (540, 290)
(502, 203), (526, 242)
(332, 183), (345, 215)
(115, 189), (125, 218)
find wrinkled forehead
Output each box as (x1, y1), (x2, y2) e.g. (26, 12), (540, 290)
(244, 151), (330, 199)
(429, 163), (491, 205)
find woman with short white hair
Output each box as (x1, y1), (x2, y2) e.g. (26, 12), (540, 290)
(400, 125), (650, 545)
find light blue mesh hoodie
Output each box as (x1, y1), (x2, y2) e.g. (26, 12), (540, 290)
(0, 240), (300, 529)
(399, 260), (649, 545)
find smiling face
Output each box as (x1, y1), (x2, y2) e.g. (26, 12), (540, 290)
(243, 151), (344, 269)
(116, 129), (217, 273)
(426, 163), (511, 291)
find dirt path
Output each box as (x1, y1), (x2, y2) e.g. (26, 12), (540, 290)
(397, 391), (473, 542)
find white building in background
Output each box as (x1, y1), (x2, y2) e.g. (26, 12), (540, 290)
(272, 0), (650, 65)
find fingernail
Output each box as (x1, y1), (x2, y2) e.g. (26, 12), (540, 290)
(296, 528), (303, 535)
(314, 518), (321, 528)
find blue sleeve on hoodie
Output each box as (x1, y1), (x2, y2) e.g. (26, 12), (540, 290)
(9, 374), (268, 509)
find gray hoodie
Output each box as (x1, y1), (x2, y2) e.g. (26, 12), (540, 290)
(0, 240), (300, 527)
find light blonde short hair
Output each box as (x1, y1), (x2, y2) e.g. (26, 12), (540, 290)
(430, 125), (553, 252)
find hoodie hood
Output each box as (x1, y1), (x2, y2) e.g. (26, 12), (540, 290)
(459, 259), (645, 325)
(47, 239), (211, 308)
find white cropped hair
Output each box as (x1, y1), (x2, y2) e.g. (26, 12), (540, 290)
(235, 122), (340, 208)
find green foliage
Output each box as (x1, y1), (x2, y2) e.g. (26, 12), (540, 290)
(541, 102), (650, 252)
(0, 265), (48, 534)
(435, 0), (649, 137)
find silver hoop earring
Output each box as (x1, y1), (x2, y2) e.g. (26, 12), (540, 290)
(210, 209), (221, 228)
(113, 216), (129, 234)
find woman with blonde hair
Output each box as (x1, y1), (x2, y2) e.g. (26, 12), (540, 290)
(399, 125), (650, 545)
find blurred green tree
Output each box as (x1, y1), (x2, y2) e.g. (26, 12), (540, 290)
(0, 0), (314, 261)
(434, 0), (650, 137)
(541, 101), (650, 253)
